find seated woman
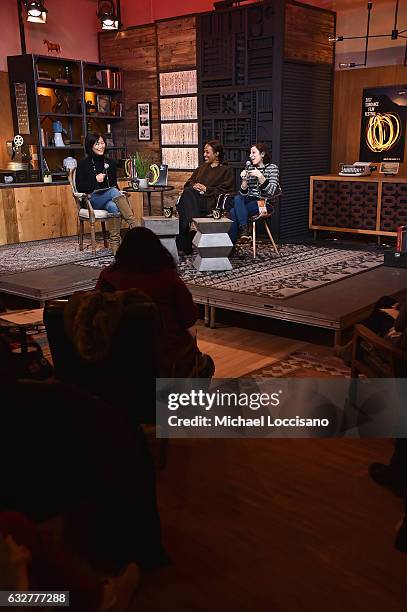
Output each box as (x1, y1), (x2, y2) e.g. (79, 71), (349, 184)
(96, 227), (215, 377)
(75, 133), (137, 253)
(228, 143), (281, 244)
(176, 140), (234, 254)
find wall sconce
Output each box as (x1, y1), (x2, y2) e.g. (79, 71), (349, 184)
(97, 0), (120, 30)
(24, 0), (47, 23)
(329, 1), (407, 68)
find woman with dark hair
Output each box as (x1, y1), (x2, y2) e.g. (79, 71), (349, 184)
(176, 140), (234, 254)
(96, 228), (214, 377)
(228, 142), (281, 244)
(75, 133), (137, 253)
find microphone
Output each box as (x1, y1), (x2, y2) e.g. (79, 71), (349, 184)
(245, 160), (251, 170)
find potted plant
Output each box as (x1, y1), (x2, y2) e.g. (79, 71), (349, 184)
(133, 152), (151, 189)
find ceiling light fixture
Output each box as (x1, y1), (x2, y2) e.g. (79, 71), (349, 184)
(24, 0), (47, 23)
(97, 0), (120, 30)
(329, 1), (407, 68)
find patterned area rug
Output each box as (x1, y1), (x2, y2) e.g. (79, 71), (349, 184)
(0, 237), (383, 301)
(176, 243), (383, 300)
(246, 350), (351, 378)
(0, 236), (110, 274)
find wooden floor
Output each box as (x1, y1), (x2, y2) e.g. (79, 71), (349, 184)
(131, 325), (407, 612)
(195, 322), (309, 377)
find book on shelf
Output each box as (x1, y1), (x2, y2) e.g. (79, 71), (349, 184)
(37, 67), (52, 81)
(112, 72), (122, 89)
(94, 69), (121, 89)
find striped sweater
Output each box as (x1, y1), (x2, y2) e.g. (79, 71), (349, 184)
(239, 162), (281, 200)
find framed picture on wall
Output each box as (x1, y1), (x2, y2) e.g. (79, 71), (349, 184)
(138, 102), (152, 141)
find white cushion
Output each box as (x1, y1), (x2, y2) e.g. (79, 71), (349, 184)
(78, 208), (111, 220)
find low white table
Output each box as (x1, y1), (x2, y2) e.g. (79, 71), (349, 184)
(192, 217), (233, 271)
(142, 216), (179, 264)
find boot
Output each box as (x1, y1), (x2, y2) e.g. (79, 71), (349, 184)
(113, 194), (137, 229)
(108, 214), (122, 255)
(239, 225), (252, 242)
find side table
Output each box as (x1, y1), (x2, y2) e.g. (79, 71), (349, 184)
(142, 216), (179, 264)
(192, 217), (233, 271)
(124, 186), (175, 216)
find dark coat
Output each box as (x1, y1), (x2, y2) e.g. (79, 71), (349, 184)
(76, 155), (118, 194)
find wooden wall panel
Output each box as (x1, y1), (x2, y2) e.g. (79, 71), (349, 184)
(285, 3), (335, 65)
(14, 186), (77, 242)
(157, 16), (197, 70)
(331, 65), (407, 176)
(0, 71), (14, 170)
(0, 184), (86, 244)
(0, 180), (142, 245)
(0, 188), (19, 245)
(99, 26), (160, 162)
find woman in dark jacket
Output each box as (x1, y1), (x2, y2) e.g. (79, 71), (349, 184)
(96, 227), (215, 377)
(75, 133), (136, 253)
(176, 140), (234, 254)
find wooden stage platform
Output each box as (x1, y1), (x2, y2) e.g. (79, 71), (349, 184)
(0, 261), (406, 345)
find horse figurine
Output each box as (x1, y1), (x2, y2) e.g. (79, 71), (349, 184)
(43, 39), (61, 54)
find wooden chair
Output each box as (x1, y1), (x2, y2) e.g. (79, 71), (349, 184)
(248, 195), (281, 258)
(68, 168), (109, 255)
(248, 210), (280, 258)
(216, 192), (281, 258)
(350, 323), (407, 378)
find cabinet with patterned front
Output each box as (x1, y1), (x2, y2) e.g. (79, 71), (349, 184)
(310, 176), (407, 237)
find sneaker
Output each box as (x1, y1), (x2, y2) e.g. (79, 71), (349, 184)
(239, 226), (252, 243)
(369, 462), (406, 498)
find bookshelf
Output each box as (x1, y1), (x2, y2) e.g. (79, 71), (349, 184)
(7, 55), (126, 180)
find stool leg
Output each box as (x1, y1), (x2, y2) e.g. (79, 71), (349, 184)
(253, 222), (256, 258)
(264, 220), (280, 256)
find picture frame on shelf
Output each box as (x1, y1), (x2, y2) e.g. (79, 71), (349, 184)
(96, 94), (111, 114)
(138, 102), (152, 141)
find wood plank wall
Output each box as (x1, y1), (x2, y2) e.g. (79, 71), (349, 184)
(285, 2), (335, 65)
(99, 26), (160, 162)
(0, 71), (15, 170)
(0, 178), (136, 245)
(156, 16), (196, 71)
(100, 16), (197, 210)
(332, 65), (407, 175)
(0, 184), (78, 245)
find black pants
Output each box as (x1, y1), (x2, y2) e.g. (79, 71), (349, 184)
(176, 188), (209, 253)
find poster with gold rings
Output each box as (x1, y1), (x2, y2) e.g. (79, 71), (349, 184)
(360, 85), (406, 163)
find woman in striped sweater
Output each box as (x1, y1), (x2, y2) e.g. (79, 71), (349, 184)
(228, 143), (281, 243)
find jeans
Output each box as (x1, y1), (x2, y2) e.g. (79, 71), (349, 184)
(90, 187), (121, 214)
(228, 195), (272, 243)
